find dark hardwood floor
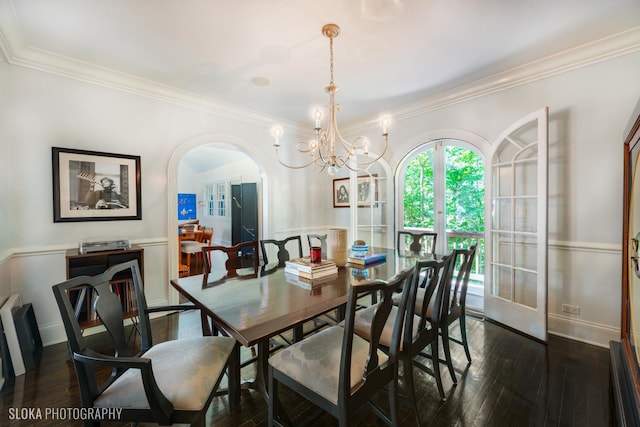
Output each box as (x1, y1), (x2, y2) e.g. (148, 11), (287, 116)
(1, 310), (613, 426)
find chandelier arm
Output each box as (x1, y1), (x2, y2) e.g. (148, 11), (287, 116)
(274, 148), (326, 170)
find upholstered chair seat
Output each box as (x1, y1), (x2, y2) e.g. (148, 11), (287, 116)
(95, 336), (235, 411)
(268, 326), (388, 404)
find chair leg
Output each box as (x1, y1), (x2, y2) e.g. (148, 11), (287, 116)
(440, 326), (457, 384)
(459, 314), (472, 363)
(388, 375), (400, 427)
(430, 339), (446, 400)
(401, 357), (421, 427)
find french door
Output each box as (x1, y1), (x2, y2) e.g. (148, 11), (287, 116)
(485, 107), (549, 341)
(400, 140), (485, 255)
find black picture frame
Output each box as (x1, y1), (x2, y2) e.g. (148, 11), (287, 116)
(52, 147), (142, 222)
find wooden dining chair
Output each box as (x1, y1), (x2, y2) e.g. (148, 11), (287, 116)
(354, 253), (455, 423)
(268, 269), (414, 427)
(180, 227), (214, 272)
(403, 245), (478, 384)
(443, 243), (478, 364)
(397, 230), (437, 254)
(202, 240), (259, 286)
(52, 260), (235, 427)
(306, 233), (327, 257)
(260, 235), (303, 267)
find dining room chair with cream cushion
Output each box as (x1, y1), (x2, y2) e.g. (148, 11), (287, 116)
(180, 226), (213, 272)
(52, 260), (235, 427)
(267, 267), (415, 427)
(200, 240), (259, 338)
(202, 240), (259, 283)
(442, 243), (478, 364)
(353, 254), (455, 425)
(260, 235), (303, 267)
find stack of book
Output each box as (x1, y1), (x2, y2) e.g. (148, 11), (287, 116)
(284, 257), (338, 288)
(347, 242), (387, 266)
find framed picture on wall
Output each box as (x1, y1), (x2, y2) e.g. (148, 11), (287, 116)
(178, 193), (196, 220)
(52, 147), (142, 222)
(332, 174), (377, 208)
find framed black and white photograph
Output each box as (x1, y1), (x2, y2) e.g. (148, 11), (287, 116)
(332, 174), (377, 208)
(52, 147), (141, 222)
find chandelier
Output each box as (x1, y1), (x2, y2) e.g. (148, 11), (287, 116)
(271, 23), (390, 175)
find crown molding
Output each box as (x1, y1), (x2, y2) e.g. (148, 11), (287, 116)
(345, 26), (640, 134)
(1, 0), (639, 133)
(0, 0), (286, 129)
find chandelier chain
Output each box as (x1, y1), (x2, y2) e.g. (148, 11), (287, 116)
(329, 36), (334, 86)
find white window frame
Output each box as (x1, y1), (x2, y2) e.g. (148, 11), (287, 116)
(204, 181), (227, 217)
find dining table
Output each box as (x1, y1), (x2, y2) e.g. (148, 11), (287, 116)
(169, 247), (446, 410)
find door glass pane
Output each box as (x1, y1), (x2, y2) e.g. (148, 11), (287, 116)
(445, 146), (485, 234)
(514, 233), (537, 271)
(492, 265), (512, 300)
(514, 198), (537, 233)
(493, 140), (520, 165)
(515, 158), (537, 196)
(492, 198), (512, 230)
(514, 269), (537, 309)
(403, 149), (434, 229)
(492, 164), (512, 196)
(492, 232), (512, 265)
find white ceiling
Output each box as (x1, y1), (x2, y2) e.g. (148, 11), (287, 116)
(2, 0), (640, 171)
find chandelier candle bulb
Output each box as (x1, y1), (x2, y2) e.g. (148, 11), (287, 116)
(381, 116), (390, 134)
(272, 126), (283, 147)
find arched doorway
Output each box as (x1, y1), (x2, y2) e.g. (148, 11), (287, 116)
(167, 134), (269, 304)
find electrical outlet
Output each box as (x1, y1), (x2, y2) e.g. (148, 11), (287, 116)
(562, 303), (580, 315)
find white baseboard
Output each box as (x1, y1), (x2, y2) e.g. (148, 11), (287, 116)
(548, 313), (618, 348)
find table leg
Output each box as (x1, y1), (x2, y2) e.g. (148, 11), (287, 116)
(292, 324), (304, 342)
(257, 339), (293, 425)
(255, 339), (270, 400)
(228, 342), (241, 411)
